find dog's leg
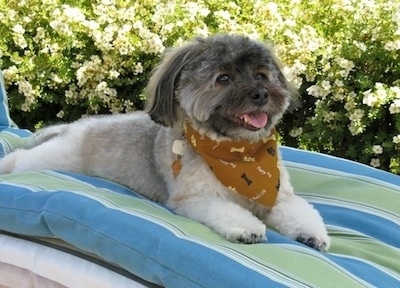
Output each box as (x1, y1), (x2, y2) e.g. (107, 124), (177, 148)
(266, 166), (331, 251)
(0, 132), (83, 174)
(167, 159), (267, 244)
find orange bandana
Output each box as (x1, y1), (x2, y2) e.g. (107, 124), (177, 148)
(180, 122), (280, 208)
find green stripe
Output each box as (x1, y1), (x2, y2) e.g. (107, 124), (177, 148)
(215, 243), (370, 288)
(286, 163), (400, 215)
(329, 227), (400, 274)
(0, 133), (34, 155)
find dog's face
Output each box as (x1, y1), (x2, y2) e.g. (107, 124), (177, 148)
(146, 34), (296, 141)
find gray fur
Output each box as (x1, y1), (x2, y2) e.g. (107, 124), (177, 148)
(146, 34), (297, 141)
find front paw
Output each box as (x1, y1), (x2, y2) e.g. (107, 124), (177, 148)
(224, 226), (266, 244)
(296, 234), (331, 251)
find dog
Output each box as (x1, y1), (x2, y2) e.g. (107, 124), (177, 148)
(0, 34), (330, 250)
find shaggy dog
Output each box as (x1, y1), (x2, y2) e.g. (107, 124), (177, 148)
(0, 34), (330, 250)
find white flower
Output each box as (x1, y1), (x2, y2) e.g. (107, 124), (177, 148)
(119, 46), (129, 55)
(101, 0), (116, 5)
(104, 87), (117, 97)
(12, 24), (25, 34)
(95, 81), (108, 92)
(18, 79), (34, 97)
(390, 86), (400, 98)
(21, 103), (30, 112)
(124, 100), (135, 112)
(335, 79), (344, 87)
(214, 10), (231, 21)
(353, 40), (367, 52)
(321, 80), (331, 92)
(193, 25), (210, 38)
(362, 87), (387, 107)
(33, 27), (46, 43)
(336, 57), (355, 70)
(289, 127), (303, 137)
(3, 66), (18, 81)
(336, 57), (355, 78)
(63, 6), (86, 22)
(348, 122), (365, 136)
(344, 93), (357, 110)
(265, 2), (279, 14)
(13, 35), (28, 49)
(389, 99), (400, 114)
(393, 135), (400, 144)
(291, 60), (307, 74)
(49, 20), (72, 37)
(51, 73), (62, 83)
(84, 20), (100, 30)
(306, 39), (320, 52)
(323, 111), (337, 122)
(348, 108), (364, 121)
(133, 62), (143, 75)
(322, 62), (331, 73)
(384, 40), (400, 51)
(56, 110), (65, 119)
(375, 83), (387, 101)
(109, 70), (120, 79)
(306, 85), (325, 98)
(370, 158), (380, 168)
(372, 145), (383, 154)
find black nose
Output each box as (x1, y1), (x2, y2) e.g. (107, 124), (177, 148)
(250, 88), (268, 105)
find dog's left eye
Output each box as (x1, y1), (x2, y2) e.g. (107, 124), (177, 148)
(255, 73), (267, 81)
(216, 74), (231, 84)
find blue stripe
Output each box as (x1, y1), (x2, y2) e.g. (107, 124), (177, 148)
(0, 185), (55, 237)
(315, 203), (400, 248)
(269, 232), (400, 287)
(0, 127), (32, 137)
(53, 171), (140, 197)
(325, 253), (400, 287)
(280, 146), (400, 186)
(0, 71), (12, 127)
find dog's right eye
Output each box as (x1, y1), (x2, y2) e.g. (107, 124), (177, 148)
(216, 74), (231, 84)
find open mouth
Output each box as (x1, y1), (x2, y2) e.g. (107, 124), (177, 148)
(234, 112), (269, 131)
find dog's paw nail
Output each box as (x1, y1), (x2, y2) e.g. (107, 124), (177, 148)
(296, 235), (329, 251)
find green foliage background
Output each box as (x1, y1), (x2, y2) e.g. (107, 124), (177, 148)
(1, 0), (399, 174)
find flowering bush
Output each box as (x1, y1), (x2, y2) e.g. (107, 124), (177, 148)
(274, 0), (400, 175)
(0, 0), (399, 174)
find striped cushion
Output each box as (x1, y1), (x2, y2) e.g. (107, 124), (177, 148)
(0, 146), (399, 287)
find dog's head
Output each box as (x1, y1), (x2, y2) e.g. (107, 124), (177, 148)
(145, 34), (297, 141)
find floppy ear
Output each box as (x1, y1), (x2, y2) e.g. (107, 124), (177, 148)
(145, 42), (198, 127)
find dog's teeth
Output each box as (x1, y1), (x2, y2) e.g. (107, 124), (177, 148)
(241, 115), (250, 124)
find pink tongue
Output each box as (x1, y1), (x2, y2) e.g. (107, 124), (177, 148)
(242, 113), (268, 128)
